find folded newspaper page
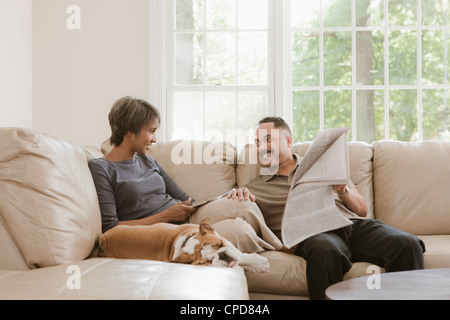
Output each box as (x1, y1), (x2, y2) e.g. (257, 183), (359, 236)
(281, 127), (353, 248)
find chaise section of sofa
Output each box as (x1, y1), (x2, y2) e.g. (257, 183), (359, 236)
(0, 258), (248, 300)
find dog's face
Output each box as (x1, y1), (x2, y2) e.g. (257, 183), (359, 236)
(172, 218), (238, 268)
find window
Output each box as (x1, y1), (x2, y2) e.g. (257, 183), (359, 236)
(166, 0), (450, 144)
(291, 0), (450, 143)
(168, 0), (272, 146)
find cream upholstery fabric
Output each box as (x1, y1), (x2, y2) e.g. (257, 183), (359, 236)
(148, 140), (237, 201)
(102, 139), (237, 202)
(245, 251), (385, 296)
(0, 218), (28, 270)
(2, 128), (450, 300)
(420, 235), (450, 269)
(0, 128), (102, 268)
(0, 258), (249, 300)
(373, 141), (450, 234)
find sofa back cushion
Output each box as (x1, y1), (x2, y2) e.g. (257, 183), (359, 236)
(0, 128), (102, 269)
(147, 140), (237, 201)
(236, 142), (375, 218)
(373, 141), (450, 234)
(102, 139), (237, 205)
(0, 217), (29, 270)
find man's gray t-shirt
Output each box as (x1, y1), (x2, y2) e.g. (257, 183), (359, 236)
(89, 154), (189, 233)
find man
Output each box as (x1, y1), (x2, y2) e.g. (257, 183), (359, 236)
(246, 117), (425, 300)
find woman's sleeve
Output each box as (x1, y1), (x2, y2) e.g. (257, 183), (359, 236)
(88, 161), (120, 233)
(154, 159), (190, 202)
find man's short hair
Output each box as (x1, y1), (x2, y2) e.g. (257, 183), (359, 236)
(257, 116), (292, 136)
(108, 96), (160, 146)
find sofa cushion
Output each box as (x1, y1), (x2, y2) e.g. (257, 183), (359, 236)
(0, 128), (102, 268)
(101, 140), (237, 200)
(246, 251), (308, 296)
(373, 141), (450, 234)
(236, 142), (374, 218)
(148, 140), (237, 201)
(245, 251), (384, 296)
(103, 139), (237, 202)
(419, 235), (450, 269)
(0, 258), (249, 300)
(0, 217), (28, 270)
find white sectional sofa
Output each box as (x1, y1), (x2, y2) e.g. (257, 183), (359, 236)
(1, 127), (449, 300)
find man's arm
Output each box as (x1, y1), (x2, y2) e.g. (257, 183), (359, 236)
(334, 185), (368, 217)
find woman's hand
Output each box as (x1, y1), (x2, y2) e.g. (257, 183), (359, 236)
(164, 198), (197, 223)
(226, 187), (256, 202)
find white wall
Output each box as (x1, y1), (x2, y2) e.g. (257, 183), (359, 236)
(0, 0), (32, 129)
(32, 0), (150, 147)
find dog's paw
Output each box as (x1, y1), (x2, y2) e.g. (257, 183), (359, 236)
(241, 253), (270, 273)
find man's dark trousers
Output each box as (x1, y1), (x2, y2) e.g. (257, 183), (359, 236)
(294, 219), (426, 300)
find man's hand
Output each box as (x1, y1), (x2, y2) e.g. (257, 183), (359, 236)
(226, 187), (256, 202)
(333, 184), (347, 194)
(332, 185), (368, 217)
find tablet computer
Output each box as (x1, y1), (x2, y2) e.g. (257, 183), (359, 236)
(190, 190), (231, 207)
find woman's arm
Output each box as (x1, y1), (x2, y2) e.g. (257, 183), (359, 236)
(88, 161), (121, 232)
(154, 158), (190, 202)
(118, 198), (197, 226)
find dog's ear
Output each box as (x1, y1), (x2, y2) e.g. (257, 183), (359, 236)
(199, 218), (214, 235)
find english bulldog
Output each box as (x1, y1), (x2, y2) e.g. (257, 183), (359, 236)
(98, 218), (270, 272)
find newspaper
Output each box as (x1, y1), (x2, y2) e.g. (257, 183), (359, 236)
(281, 128), (353, 248)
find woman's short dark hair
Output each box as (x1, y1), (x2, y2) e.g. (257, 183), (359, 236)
(108, 96), (160, 146)
(257, 116), (292, 136)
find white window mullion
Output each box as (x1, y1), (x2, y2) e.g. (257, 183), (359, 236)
(202, 0), (207, 141)
(284, 0), (292, 126)
(168, 0), (272, 145)
(150, 0), (168, 141)
(351, 0), (357, 141)
(267, 0), (276, 118)
(235, 0), (239, 146)
(417, 0), (423, 140)
(235, 0), (239, 85)
(202, 90), (206, 141)
(384, 0), (390, 140)
(274, 0), (290, 123)
(319, 0), (324, 132)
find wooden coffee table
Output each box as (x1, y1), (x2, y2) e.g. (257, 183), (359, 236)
(326, 268), (450, 300)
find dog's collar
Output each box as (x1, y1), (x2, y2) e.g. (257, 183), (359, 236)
(181, 233), (196, 249)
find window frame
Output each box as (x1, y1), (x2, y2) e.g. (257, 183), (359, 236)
(165, 0), (277, 146)
(289, 0), (450, 142)
(150, 0), (450, 143)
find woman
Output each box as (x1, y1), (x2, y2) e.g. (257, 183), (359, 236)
(89, 96), (280, 252)
(89, 96), (198, 233)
